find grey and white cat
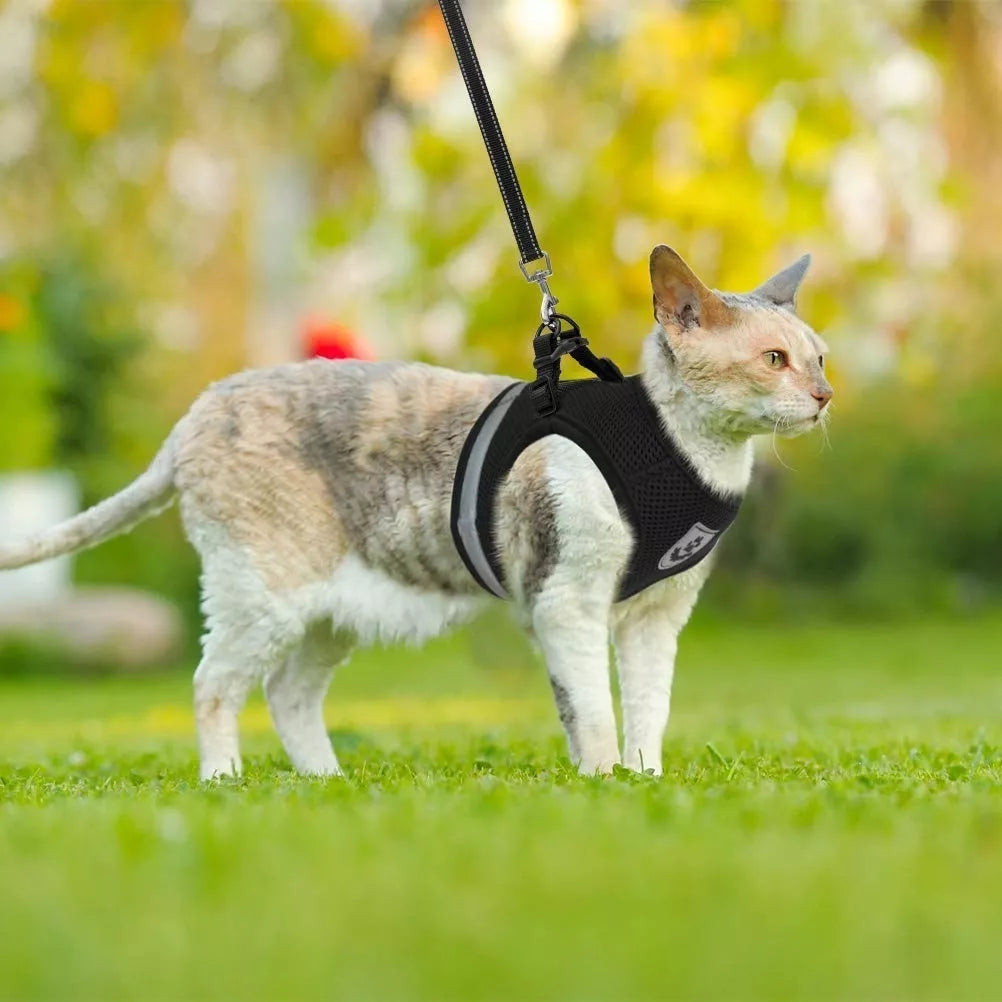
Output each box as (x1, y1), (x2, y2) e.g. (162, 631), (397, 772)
(0, 247), (831, 779)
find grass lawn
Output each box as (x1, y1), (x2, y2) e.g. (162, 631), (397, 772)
(2, 612), (1002, 1000)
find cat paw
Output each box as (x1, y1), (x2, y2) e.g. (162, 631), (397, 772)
(298, 761), (343, 779)
(576, 755), (621, 776)
(199, 757), (242, 781)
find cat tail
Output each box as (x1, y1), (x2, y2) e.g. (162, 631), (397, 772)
(0, 433), (177, 570)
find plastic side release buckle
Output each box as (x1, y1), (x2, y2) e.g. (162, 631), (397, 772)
(529, 374), (559, 416)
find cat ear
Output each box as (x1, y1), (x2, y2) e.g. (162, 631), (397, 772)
(650, 245), (730, 331)
(752, 253), (811, 310)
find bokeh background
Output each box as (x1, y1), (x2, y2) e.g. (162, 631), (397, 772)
(1, 0), (1001, 664)
(4, 5), (1002, 999)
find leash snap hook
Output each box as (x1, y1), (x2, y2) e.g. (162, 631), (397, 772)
(537, 278), (558, 323)
(519, 251), (558, 323)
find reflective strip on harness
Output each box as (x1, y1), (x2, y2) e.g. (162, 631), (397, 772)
(453, 381), (523, 598)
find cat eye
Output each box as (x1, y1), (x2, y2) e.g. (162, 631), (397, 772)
(818, 355), (825, 369)
(764, 350), (789, 369)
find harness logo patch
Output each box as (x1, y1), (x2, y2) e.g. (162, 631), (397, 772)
(658, 522), (720, 572)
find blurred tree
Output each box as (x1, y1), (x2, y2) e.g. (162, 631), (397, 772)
(33, 256), (142, 464)
(0, 0), (999, 620)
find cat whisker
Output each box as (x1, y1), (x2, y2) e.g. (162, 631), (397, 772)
(819, 403), (835, 452)
(770, 419), (796, 472)
(817, 410), (833, 453)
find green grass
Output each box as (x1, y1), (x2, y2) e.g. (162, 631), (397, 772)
(2, 613), (1002, 1000)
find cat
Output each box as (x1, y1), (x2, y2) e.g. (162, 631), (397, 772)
(0, 246), (831, 779)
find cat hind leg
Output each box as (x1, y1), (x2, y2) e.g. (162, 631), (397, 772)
(264, 620), (353, 776)
(194, 591), (304, 780)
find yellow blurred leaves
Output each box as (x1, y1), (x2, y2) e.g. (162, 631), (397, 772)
(3, 0), (973, 405)
(901, 351), (938, 390)
(69, 81), (118, 138)
(393, 28), (450, 105)
(786, 117), (841, 177)
(692, 75), (757, 163)
(38, 0), (184, 141)
(700, 8), (743, 62)
(0, 295), (25, 333)
(284, 1), (365, 65)
(624, 6), (741, 92)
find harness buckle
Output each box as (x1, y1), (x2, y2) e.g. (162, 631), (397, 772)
(529, 374), (559, 416)
(532, 335), (589, 368)
(530, 316), (561, 416)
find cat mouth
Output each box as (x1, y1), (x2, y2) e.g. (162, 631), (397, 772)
(771, 415), (818, 437)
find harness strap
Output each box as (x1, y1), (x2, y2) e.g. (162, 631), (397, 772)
(530, 314), (624, 416)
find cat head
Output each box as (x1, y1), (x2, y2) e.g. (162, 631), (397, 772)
(647, 245), (831, 438)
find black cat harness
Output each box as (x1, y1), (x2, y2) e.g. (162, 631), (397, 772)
(439, 0), (744, 600)
(451, 368), (743, 602)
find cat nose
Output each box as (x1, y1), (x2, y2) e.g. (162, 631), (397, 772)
(812, 386), (832, 410)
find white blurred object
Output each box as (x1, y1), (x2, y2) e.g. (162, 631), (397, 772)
(872, 48), (940, 114)
(166, 138), (235, 216)
(613, 215), (651, 265)
(222, 30), (282, 92)
(0, 100), (38, 166)
(0, 587), (183, 670)
(0, 471), (79, 606)
(418, 300), (466, 358)
(248, 156), (311, 366)
(748, 92), (797, 172)
(828, 144), (888, 260)
(502, 0), (574, 68)
(0, 2), (38, 99)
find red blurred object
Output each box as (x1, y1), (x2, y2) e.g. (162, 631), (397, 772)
(301, 316), (375, 361)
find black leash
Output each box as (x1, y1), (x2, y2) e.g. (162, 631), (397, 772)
(436, 0), (542, 271)
(437, 0), (622, 415)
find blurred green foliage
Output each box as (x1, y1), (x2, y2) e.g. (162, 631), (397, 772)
(716, 372), (1002, 618)
(0, 256), (142, 466)
(0, 0), (1000, 633)
(37, 258), (143, 464)
(0, 252), (202, 631)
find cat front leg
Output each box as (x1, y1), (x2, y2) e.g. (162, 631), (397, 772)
(532, 574), (621, 775)
(499, 437), (630, 773)
(612, 580), (704, 775)
(612, 615), (678, 776)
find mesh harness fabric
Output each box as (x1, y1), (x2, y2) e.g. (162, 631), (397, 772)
(451, 376), (744, 602)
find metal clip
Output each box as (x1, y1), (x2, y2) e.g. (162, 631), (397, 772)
(535, 275), (558, 323)
(519, 252), (558, 323)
